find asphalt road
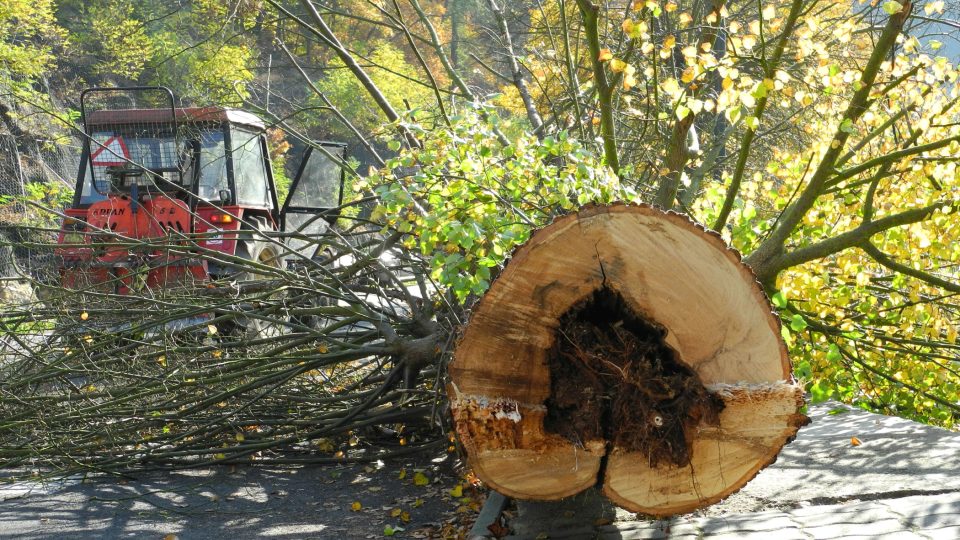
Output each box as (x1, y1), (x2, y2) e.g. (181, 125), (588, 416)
(0, 452), (476, 539)
(3, 402), (958, 539)
(508, 401), (960, 538)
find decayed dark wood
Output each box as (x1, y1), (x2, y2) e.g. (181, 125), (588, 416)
(449, 203), (806, 516)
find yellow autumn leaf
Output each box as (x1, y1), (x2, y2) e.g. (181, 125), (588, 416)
(390, 507), (402, 518)
(623, 65), (637, 91)
(400, 511), (411, 523)
(317, 343), (328, 354)
(925, 1), (945, 16)
(80, 311), (89, 321)
(235, 433), (245, 442)
(663, 35), (676, 48)
(398, 468), (407, 479)
(413, 472), (429, 486)
(449, 484), (463, 497)
(850, 437), (862, 447)
(681, 66), (695, 84)
(413, 498), (424, 508)
(207, 324), (218, 335)
(598, 48), (613, 62)
(157, 355), (166, 367)
(315, 438), (334, 452)
(610, 59), (627, 73)
(622, 19), (634, 34)
(351, 501), (362, 511)
(660, 77), (680, 96)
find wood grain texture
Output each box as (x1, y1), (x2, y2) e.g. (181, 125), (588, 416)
(450, 203), (804, 514)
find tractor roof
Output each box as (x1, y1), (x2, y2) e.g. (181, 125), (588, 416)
(85, 107), (266, 131)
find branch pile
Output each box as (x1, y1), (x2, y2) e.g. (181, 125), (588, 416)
(0, 213), (454, 477)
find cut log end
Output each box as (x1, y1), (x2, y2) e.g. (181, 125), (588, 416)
(604, 381), (808, 515)
(450, 204), (806, 515)
(451, 381), (805, 512)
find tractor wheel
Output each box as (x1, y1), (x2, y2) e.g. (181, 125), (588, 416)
(227, 226), (288, 339)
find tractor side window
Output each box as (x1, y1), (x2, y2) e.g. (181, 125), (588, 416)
(197, 130), (228, 201)
(78, 159), (107, 205)
(231, 128), (271, 208)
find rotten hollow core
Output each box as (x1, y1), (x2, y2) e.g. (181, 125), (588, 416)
(543, 287), (725, 468)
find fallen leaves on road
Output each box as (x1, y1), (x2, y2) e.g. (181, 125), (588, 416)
(413, 471), (430, 486)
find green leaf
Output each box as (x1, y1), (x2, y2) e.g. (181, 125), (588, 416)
(726, 105), (742, 124)
(387, 140), (401, 151)
(839, 118), (855, 134)
(789, 314), (807, 332)
(771, 292), (788, 309)
(809, 380), (835, 403)
(882, 0), (902, 15)
(826, 344), (843, 362)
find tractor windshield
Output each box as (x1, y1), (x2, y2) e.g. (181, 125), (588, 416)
(78, 127), (228, 205)
(88, 130), (183, 189)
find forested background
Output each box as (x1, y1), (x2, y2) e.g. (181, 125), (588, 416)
(1, 0), (959, 476)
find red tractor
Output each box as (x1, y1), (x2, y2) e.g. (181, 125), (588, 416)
(56, 87), (344, 296)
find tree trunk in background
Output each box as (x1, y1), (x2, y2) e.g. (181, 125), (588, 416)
(447, 0), (459, 70)
(449, 204), (807, 516)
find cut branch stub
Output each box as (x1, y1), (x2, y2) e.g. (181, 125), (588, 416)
(449, 203), (807, 516)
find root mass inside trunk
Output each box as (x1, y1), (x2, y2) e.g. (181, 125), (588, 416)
(543, 288), (724, 468)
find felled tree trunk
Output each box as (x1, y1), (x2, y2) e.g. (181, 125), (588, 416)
(449, 204), (807, 517)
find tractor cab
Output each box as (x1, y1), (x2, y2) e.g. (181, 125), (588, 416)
(77, 107), (272, 207)
(59, 86), (346, 292)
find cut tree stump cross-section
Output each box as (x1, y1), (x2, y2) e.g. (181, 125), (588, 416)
(449, 203), (807, 516)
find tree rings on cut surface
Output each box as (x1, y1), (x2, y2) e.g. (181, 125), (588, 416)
(449, 203), (807, 516)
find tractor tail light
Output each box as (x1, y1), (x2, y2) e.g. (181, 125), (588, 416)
(211, 213), (234, 224)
